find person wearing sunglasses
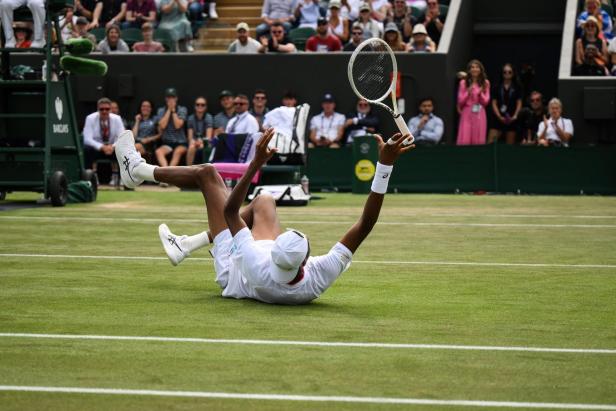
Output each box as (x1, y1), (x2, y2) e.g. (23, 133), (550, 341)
(258, 21), (296, 53)
(225, 94), (260, 135)
(115, 128), (414, 305)
(186, 97), (213, 166)
(487, 63), (522, 145)
(82, 97), (125, 185)
(343, 22), (364, 51)
(343, 98), (380, 144)
(519, 91), (546, 146)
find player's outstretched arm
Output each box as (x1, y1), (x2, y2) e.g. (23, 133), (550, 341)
(339, 133), (414, 253)
(224, 128), (278, 236)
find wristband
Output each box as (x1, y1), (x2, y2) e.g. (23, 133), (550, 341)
(370, 162), (393, 194)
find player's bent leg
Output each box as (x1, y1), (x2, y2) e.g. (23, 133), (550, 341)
(250, 193), (281, 240)
(194, 164), (230, 238)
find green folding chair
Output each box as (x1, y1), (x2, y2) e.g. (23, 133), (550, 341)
(121, 28), (143, 49)
(154, 28), (175, 52)
(89, 27), (106, 43)
(288, 27), (315, 52)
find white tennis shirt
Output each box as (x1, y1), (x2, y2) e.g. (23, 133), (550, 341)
(222, 228), (353, 305)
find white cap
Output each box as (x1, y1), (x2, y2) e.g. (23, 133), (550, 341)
(413, 24), (428, 35)
(270, 230), (309, 284)
(236, 22), (249, 32)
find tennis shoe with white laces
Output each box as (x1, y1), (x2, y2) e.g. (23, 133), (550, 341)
(159, 224), (190, 266)
(114, 130), (145, 189)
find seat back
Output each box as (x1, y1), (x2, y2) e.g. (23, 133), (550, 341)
(288, 27), (315, 51)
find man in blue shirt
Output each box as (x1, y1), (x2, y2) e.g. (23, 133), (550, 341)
(407, 97), (444, 146)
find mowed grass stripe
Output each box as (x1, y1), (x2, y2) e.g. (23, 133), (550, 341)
(1, 333), (615, 354)
(2, 253), (616, 269)
(1, 215), (615, 228)
(1, 386), (616, 410)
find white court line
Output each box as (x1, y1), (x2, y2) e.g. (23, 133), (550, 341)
(1, 333), (615, 354)
(1, 253), (616, 269)
(1, 216), (615, 228)
(0, 386), (614, 410)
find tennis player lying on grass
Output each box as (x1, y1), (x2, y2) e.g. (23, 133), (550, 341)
(115, 128), (413, 305)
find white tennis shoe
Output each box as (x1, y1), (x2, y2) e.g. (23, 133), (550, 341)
(159, 224), (189, 266)
(114, 130), (144, 189)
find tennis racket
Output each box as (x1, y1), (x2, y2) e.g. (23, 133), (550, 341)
(348, 37), (414, 145)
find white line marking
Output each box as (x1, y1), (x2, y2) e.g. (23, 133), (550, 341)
(431, 214), (616, 219)
(1, 253), (615, 269)
(1, 333), (615, 354)
(0, 386), (614, 409)
(1, 216), (614, 228)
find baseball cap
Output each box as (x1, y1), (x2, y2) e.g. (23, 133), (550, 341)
(412, 24), (428, 35)
(322, 92), (335, 103)
(270, 230), (309, 284)
(165, 87), (177, 97)
(236, 22), (249, 32)
(385, 22), (399, 33)
(76, 16), (88, 25)
(329, 0), (341, 9)
(359, 2), (371, 12)
(219, 89), (234, 99)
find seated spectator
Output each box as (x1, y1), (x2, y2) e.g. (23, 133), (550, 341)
(609, 37), (616, 75)
(575, 16), (608, 69)
(258, 21), (296, 53)
(407, 23), (434, 52)
(0, 0), (45, 48)
(226, 94), (260, 134)
(228, 22), (261, 53)
(383, 22), (406, 51)
(257, 0), (296, 38)
(537, 98), (573, 147)
(295, 0), (321, 29)
(487, 63), (522, 145)
(158, 0), (193, 52)
(186, 96), (213, 166)
(133, 22), (165, 52)
(97, 24), (130, 53)
(343, 23), (364, 51)
(71, 16), (98, 45)
(250, 89), (270, 130)
(370, 0), (391, 22)
(574, 43), (609, 76)
(335, 0), (360, 21)
(281, 89), (298, 107)
(306, 17), (342, 52)
(327, 0), (349, 44)
(123, 0), (157, 28)
(387, 0), (414, 42)
(91, 0), (127, 29)
(110, 100), (129, 128)
(213, 90), (236, 136)
(155, 88), (189, 169)
(577, 0), (613, 40)
(418, 0), (445, 46)
(407, 97), (444, 146)
(132, 99), (160, 157)
(59, 5), (77, 42)
(519, 91), (546, 145)
(309, 93), (346, 148)
(82, 97), (124, 185)
(356, 2), (382, 39)
(12, 22), (32, 48)
(343, 98), (379, 144)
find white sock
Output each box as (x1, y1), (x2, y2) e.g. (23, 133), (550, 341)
(134, 162), (158, 182)
(182, 231), (211, 253)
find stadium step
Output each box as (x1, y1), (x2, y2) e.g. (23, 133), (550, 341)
(194, 0), (262, 52)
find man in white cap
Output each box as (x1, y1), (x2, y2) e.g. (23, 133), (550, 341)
(228, 22), (260, 54)
(114, 128), (413, 305)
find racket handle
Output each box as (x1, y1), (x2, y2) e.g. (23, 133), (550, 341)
(393, 115), (415, 146)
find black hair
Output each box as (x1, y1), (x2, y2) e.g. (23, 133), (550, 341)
(417, 97), (434, 108)
(253, 89), (267, 97)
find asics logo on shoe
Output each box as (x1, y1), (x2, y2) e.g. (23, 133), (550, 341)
(123, 155), (136, 182)
(167, 235), (183, 252)
(382, 173), (389, 179)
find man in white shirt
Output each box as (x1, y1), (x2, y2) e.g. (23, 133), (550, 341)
(309, 93), (346, 148)
(83, 97), (125, 185)
(114, 128), (414, 305)
(537, 98), (574, 147)
(228, 22), (261, 53)
(225, 94), (261, 162)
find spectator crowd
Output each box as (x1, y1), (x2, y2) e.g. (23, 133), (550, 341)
(574, 0), (616, 76)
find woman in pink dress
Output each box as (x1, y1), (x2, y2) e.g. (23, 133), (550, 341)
(456, 59), (490, 145)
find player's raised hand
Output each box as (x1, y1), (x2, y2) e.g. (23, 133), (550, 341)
(253, 128), (278, 167)
(375, 133), (415, 165)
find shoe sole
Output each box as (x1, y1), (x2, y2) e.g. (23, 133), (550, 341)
(158, 224), (184, 266)
(115, 130), (142, 189)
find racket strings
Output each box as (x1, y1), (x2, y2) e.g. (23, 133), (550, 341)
(351, 41), (394, 102)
